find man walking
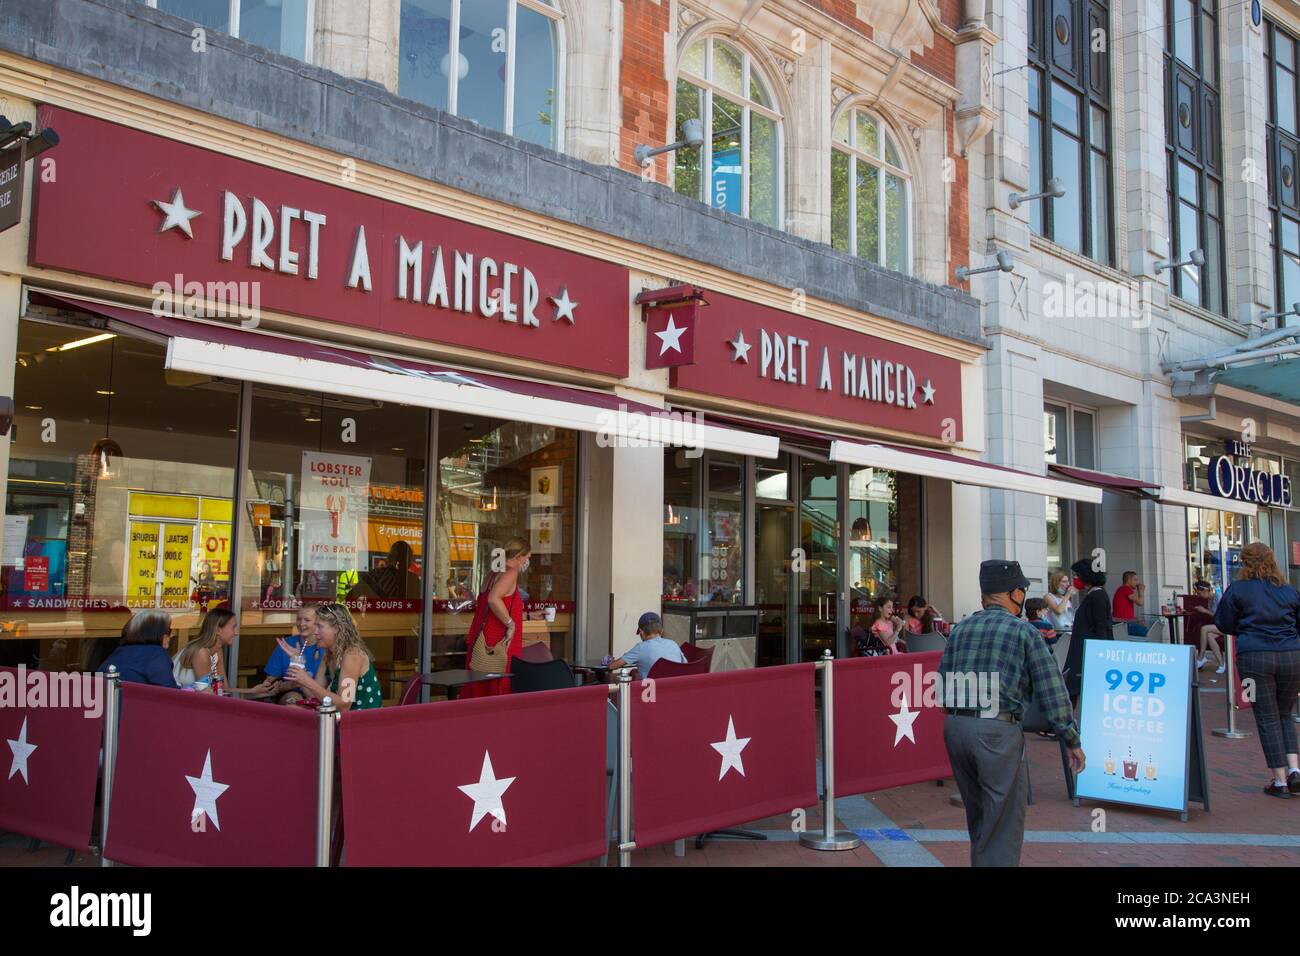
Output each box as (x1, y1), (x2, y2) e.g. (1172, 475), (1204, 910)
(940, 560), (1086, 866)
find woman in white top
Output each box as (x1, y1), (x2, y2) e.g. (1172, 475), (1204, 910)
(1043, 569), (1077, 632)
(172, 607), (265, 695)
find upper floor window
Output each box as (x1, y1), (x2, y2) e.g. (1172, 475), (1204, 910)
(150, 0), (312, 60)
(1026, 0), (1112, 264)
(674, 38), (782, 228)
(1164, 0), (1226, 315)
(1266, 19), (1300, 328)
(830, 109), (911, 274)
(399, 0), (564, 151)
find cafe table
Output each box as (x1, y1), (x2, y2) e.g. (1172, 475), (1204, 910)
(1159, 608), (1189, 645)
(422, 669), (513, 701)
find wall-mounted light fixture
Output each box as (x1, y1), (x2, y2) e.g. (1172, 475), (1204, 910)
(1154, 248), (1204, 274)
(635, 118), (704, 168)
(1008, 176), (1065, 210)
(955, 250), (1015, 282)
(1260, 303), (1300, 322)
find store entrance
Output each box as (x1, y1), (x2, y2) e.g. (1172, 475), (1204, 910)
(754, 458), (841, 665)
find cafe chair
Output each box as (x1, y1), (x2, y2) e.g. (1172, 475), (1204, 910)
(509, 657), (574, 693)
(647, 656), (711, 679)
(908, 631), (947, 653)
(397, 673), (423, 707)
(1144, 617), (1170, 645)
(1111, 621), (1132, 642)
(679, 642), (714, 670)
(519, 642), (554, 664)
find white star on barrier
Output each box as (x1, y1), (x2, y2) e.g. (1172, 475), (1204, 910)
(6, 717), (37, 785)
(153, 187), (201, 238)
(185, 749), (230, 831)
(458, 750), (517, 832)
(710, 715), (751, 780)
(889, 694), (920, 747)
(655, 314), (688, 356)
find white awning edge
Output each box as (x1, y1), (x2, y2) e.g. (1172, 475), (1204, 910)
(829, 440), (1105, 504)
(1153, 486), (1258, 518)
(168, 338), (780, 459)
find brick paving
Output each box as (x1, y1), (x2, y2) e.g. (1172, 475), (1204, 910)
(3, 684), (1297, 868)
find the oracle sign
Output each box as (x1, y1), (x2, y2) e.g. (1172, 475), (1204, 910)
(29, 108), (629, 377)
(1208, 456), (1293, 507)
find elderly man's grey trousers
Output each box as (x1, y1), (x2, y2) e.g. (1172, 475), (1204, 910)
(943, 715), (1027, 867)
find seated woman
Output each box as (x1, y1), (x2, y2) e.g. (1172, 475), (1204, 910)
(172, 608), (268, 696)
(855, 594), (907, 655)
(278, 602), (383, 711)
(904, 595), (940, 635)
(98, 611), (179, 687)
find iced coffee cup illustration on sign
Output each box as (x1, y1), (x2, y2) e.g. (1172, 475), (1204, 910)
(1103, 750), (1116, 775)
(1144, 754), (1157, 781)
(1122, 747), (1138, 781)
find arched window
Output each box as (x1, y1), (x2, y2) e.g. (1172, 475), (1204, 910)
(399, 0), (564, 150)
(830, 109), (911, 274)
(674, 38), (782, 228)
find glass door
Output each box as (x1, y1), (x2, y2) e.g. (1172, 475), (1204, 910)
(754, 501), (794, 668)
(797, 460), (839, 663)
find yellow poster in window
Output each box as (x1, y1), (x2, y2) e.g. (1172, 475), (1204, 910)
(197, 521), (232, 583)
(127, 522), (160, 608)
(160, 523), (193, 608)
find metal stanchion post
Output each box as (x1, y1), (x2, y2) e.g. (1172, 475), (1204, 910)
(99, 666), (121, 867)
(800, 650), (861, 851)
(616, 668), (634, 868)
(316, 696), (339, 867)
(1213, 635), (1252, 739)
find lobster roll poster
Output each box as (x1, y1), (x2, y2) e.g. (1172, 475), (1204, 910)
(300, 451), (373, 571)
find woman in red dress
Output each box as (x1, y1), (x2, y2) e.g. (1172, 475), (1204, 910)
(463, 538), (531, 692)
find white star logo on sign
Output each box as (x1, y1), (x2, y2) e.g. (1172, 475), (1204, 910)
(921, 380), (936, 404)
(728, 330), (751, 363)
(152, 187), (201, 238)
(550, 287), (579, 324)
(6, 717), (37, 785)
(654, 314), (688, 356)
(889, 694), (920, 747)
(458, 750), (516, 832)
(185, 749), (230, 831)
(710, 715), (751, 780)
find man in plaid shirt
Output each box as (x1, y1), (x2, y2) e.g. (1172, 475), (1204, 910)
(940, 559), (1086, 866)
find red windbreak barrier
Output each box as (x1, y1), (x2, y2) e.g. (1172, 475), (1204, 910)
(339, 685), (608, 866)
(105, 684), (318, 866)
(630, 664), (818, 848)
(0, 667), (104, 851)
(833, 653), (951, 796)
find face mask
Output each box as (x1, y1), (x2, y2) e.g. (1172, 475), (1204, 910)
(1073, 576), (1085, 591)
(1057, 584), (1069, 596)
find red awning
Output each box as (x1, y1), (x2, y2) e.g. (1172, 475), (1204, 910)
(26, 291), (779, 458)
(1047, 463), (1160, 497)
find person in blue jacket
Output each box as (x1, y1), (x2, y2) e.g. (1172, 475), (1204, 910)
(98, 611), (179, 688)
(1215, 543), (1300, 798)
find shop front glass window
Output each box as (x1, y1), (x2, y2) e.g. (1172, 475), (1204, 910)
(663, 449), (702, 605)
(846, 467), (921, 626)
(704, 455), (744, 604)
(3, 316), (238, 672)
(236, 390), (428, 705)
(432, 414), (578, 665)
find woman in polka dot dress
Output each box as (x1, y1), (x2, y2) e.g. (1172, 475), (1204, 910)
(278, 602), (383, 711)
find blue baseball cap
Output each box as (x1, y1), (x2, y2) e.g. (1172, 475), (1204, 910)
(637, 612), (662, 632)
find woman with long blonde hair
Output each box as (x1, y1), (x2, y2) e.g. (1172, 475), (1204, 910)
(278, 602), (383, 710)
(173, 607), (239, 691)
(1215, 542), (1300, 798)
